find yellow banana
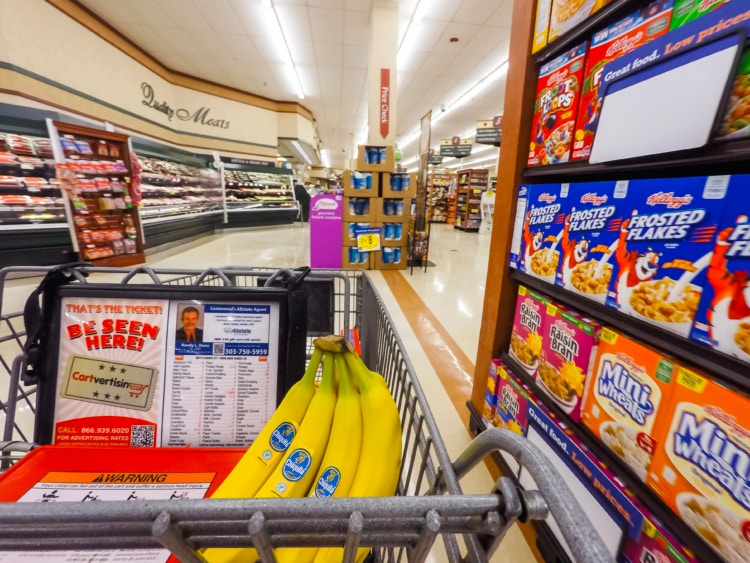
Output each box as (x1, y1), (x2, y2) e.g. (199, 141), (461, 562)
(275, 353), (364, 563)
(314, 351), (402, 563)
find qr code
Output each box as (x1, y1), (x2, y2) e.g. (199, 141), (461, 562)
(130, 425), (155, 447)
(213, 343), (225, 355)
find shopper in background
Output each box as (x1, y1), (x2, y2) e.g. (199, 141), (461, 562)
(176, 306), (203, 342)
(294, 181), (311, 222)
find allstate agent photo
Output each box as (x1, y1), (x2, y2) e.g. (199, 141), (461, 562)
(175, 306), (203, 342)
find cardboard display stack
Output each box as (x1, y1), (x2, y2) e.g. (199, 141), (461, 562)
(341, 145), (414, 270)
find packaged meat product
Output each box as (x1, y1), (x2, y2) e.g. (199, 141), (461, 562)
(537, 302), (600, 422)
(581, 328), (677, 481)
(646, 367), (750, 562)
(73, 139), (93, 155)
(59, 137), (78, 157)
(508, 285), (547, 377)
(0, 195), (31, 205)
(528, 42), (588, 166)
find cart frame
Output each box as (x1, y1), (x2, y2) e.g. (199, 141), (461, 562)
(0, 264), (612, 563)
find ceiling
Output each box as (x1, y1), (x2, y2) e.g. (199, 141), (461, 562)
(76, 0), (513, 171)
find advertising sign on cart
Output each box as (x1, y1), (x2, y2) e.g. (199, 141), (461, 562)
(35, 284), (292, 449)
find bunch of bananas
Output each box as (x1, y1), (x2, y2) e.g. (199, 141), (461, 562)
(203, 335), (402, 563)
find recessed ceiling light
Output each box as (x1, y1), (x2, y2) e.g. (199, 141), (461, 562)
(449, 37), (459, 43)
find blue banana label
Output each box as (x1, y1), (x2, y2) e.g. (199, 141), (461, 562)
(313, 467), (341, 497)
(281, 448), (312, 482)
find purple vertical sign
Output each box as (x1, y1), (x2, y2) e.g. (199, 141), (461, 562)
(310, 194), (343, 268)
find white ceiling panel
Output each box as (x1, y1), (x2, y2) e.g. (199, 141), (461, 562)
(287, 40), (318, 66)
(220, 34), (262, 61)
(317, 66), (342, 86)
(343, 45), (368, 69)
(156, 0), (212, 31)
(343, 9), (370, 47)
(489, 0), (515, 27)
(276, 4), (313, 42)
(192, 0), (247, 36)
(454, 0), (503, 26)
(309, 7), (344, 39)
(314, 42), (344, 68)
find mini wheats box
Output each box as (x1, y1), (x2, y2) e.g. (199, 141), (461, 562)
(537, 303), (601, 422)
(558, 181), (626, 303)
(607, 176), (729, 338)
(508, 286), (547, 378)
(690, 174), (750, 362)
(571, 0), (673, 161)
(581, 328), (676, 481)
(647, 367), (750, 563)
(528, 42), (587, 166)
(519, 184), (567, 284)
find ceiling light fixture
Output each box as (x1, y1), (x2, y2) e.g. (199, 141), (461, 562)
(291, 140), (313, 165)
(321, 149), (331, 169)
(261, 0), (305, 100)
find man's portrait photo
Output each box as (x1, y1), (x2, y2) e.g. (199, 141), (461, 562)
(176, 305), (203, 342)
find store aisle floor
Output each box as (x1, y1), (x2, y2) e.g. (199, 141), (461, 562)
(0, 223), (536, 563)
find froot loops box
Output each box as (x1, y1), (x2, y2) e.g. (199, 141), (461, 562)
(528, 42), (587, 167)
(537, 302), (601, 423)
(508, 285), (547, 378)
(606, 175), (731, 338)
(556, 181), (626, 303)
(518, 183), (567, 284)
(581, 328), (677, 481)
(690, 176), (750, 362)
(646, 367), (750, 563)
(571, 0), (673, 161)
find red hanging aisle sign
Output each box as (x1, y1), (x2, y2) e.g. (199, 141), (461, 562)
(380, 68), (390, 139)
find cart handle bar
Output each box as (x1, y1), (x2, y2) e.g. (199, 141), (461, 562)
(451, 428), (614, 563)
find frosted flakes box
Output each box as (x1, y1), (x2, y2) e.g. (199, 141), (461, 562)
(557, 181), (626, 303)
(493, 362), (533, 436)
(548, 0), (613, 43)
(528, 43), (587, 167)
(646, 367), (750, 562)
(519, 183), (567, 283)
(669, 0), (731, 30)
(607, 176), (731, 338)
(508, 285), (546, 377)
(483, 359), (503, 426)
(571, 1), (673, 161)
(690, 176), (750, 361)
(621, 514), (699, 563)
(581, 328), (676, 481)
(537, 301), (601, 422)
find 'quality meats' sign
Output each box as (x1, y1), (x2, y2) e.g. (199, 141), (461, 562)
(141, 82), (230, 130)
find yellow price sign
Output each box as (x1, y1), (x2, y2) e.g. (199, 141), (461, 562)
(357, 231), (380, 252)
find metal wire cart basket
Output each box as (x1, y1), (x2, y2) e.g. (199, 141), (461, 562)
(0, 265), (611, 563)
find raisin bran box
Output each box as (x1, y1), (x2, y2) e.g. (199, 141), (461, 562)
(548, 0), (613, 43)
(606, 176), (731, 338)
(557, 181), (626, 304)
(581, 328), (677, 481)
(528, 43), (587, 167)
(519, 183), (567, 284)
(483, 359), (503, 426)
(669, 0), (731, 30)
(508, 285), (547, 378)
(493, 362), (533, 436)
(571, 1), (673, 161)
(646, 367), (750, 562)
(690, 175), (750, 362)
(621, 514), (699, 563)
(537, 300), (601, 422)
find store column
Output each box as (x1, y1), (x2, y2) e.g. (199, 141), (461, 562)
(367, 0), (398, 146)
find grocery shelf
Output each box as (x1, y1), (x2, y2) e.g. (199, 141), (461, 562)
(511, 270), (750, 396)
(496, 352), (720, 563)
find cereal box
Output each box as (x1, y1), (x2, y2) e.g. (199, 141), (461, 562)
(528, 43), (587, 167)
(571, 1), (673, 161)
(607, 176), (730, 338)
(508, 285), (547, 378)
(493, 362), (533, 435)
(581, 328), (677, 481)
(690, 175), (750, 361)
(621, 515), (699, 563)
(557, 181), (626, 304)
(509, 185), (531, 270)
(483, 359), (503, 426)
(669, 0), (731, 30)
(537, 301), (601, 422)
(548, 0), (613, 43)
(717, 49), (750, 140)
(646, 367), (750, 562)
(519, 184), (567, 283)
(533, 0), (553, 54)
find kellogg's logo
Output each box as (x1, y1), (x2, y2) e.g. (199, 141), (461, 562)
(605, 32), (644, 58)
(538, 193), (557, 204)
(646, 192), (693, 209)
(580, 193), (608, 206)
(546, 68), (569, 87)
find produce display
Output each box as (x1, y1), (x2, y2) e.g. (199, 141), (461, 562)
(204, 335), (402, 563)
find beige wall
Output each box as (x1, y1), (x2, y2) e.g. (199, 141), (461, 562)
(0, 0), (316, 157)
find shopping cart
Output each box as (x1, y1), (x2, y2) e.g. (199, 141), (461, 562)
(0, 264), (612, 563)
